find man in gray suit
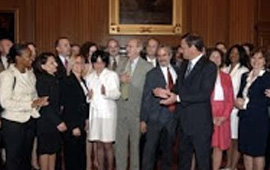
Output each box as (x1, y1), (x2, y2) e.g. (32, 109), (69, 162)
(115, 39), (153, 170)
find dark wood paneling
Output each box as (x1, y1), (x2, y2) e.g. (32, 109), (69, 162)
(1, 0), (270, 51)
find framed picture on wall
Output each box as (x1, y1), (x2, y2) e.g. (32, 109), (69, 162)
(0, 9), (19, 42)
(109, 0), (182, 35)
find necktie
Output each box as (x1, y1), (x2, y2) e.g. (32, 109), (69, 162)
(112, 58), (117, 71)
(185, 62), (192, 78)
(64, 58), (69, 69)
(167, 67), (176, 113)
(121, 60), (132, 100)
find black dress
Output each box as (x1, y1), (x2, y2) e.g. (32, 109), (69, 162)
(36, 72), (63, 155)
(238, 71), (270, 156)
(62, 72), (89, 170)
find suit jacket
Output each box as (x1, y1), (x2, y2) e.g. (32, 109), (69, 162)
(174, 56), (217, 136)
(36, 72), (62, 134)
(140, 66), (179, 124)
(55, 56), (67, 80)
(62, 72), (89, 132)
(211, 71), (234, 119)
(0, 64), (40, 123)
(108, 55), (127, 71)
(117, 57), (153, 119)
(237, 71), (270, 118)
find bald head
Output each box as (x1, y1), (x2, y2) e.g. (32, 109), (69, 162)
(146, 38), (159, 58)
(126, 39), (142, 60)
(0, 39), (13, 56)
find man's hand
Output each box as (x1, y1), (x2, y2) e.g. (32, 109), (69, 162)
(120, 72), (131, 84)
(160, 92), (177, 105)
(153, 88), (171, 99)
(140, 121), (147, 134)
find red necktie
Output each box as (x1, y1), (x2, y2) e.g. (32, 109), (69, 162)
(167, 67), (176, 113)
(64, 58), (69, 69)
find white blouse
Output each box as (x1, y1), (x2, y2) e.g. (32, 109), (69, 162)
(214, 73), (224, 101)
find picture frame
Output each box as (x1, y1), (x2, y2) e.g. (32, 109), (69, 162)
(0, 9), (19, 42)
(109, 0), (182, 35)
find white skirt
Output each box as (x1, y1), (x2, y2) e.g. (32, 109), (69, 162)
(88, 107), (117, 142)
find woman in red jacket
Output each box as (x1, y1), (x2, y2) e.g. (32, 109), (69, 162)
(207, 48), (234, 170)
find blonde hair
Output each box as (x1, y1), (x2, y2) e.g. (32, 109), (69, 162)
(67, 55), (85, 76)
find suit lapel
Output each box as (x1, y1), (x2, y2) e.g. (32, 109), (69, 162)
(156, 67), (167, 87)
(184, 57), (205, 82)
(70, 72), (85, 97)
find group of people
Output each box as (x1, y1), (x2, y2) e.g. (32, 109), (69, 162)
(0, 33), (269, 170)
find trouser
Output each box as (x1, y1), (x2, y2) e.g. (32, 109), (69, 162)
(115, 116), (140, 170)
(2, 118), (35, 170)
(63, 131), (86, 170)
(142, 119), (177, 170)
(178, 129), (212, 170)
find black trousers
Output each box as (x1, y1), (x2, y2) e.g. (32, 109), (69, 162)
(63, 131), (86, 170)
(142, 118), (177, 170)
(178, 129), (212, 170)
(2, 118), (35, 170)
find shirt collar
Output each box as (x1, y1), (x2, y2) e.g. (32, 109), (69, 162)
(146, 56), (156, 62)
(190, 53), (203, 66)
(131, 56), (139, 65)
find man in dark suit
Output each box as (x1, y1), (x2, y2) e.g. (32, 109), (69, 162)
(154, 33), (217, 170)
(141, 38), (159, 67)
(55, 37), (71, 79)
(140, 46), (178, 170)
(54, 37), (71, 170)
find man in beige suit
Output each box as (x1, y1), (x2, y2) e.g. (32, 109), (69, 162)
(0, 39), (13, 72)
(115, 39), (153, 170)
(106, 39), (127, 71)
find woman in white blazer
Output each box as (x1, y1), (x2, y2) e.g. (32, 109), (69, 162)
(222, 44), (249, 170)
(86, 50), (120, 170)
(0, 44), (48, 170)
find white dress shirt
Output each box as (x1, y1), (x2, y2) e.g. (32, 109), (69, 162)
(131, 57), (139, 75)
(160, 64), (177, 85)
(146, 56), (157, 67)
(59, 55), (69, 67)
(213, 73), (224, 101)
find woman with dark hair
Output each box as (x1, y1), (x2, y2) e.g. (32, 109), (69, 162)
(34, 52), (67, 170)
(86, 50), (120, 170)
(207, 48), (234, 170)
(222, 44), (249, 170)
(80, 41), (98, 77)
(0, 44), (48, 170)
(62, 55), (89, 170)
(235, 47), (270, 170)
